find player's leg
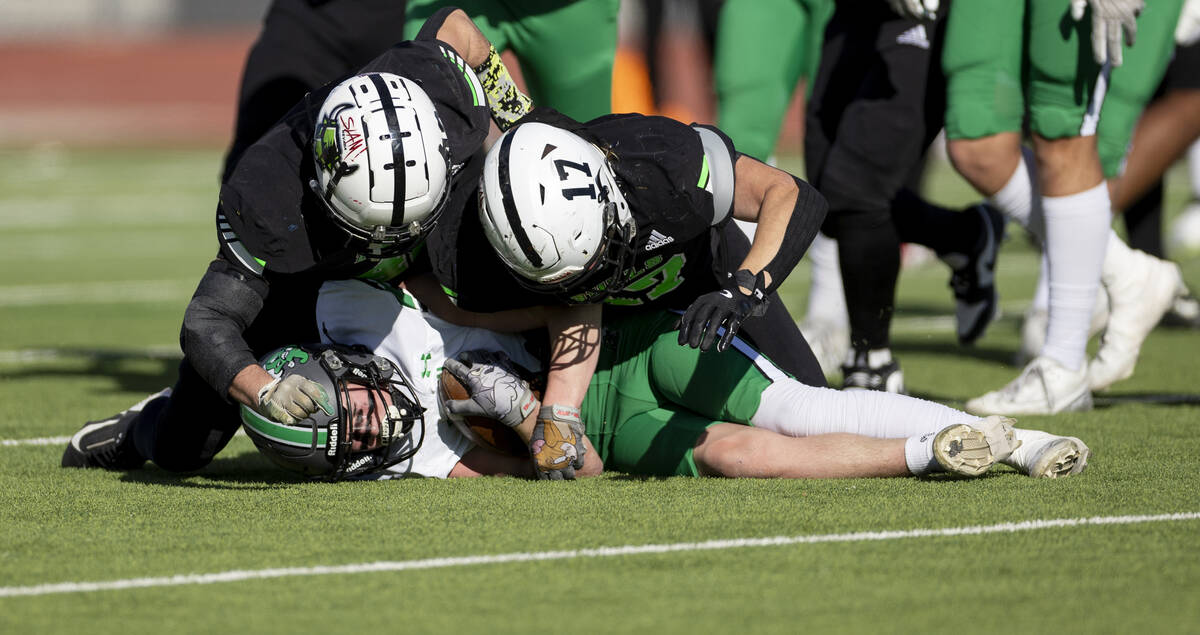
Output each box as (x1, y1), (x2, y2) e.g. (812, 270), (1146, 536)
(807, 3), (944, 392)
(694, 424), (908, 478)
(224, 0), (410, 180)
(713, 0), (812, 161)
(952, 1), (1098, 414)
(503, 0), (619, 121)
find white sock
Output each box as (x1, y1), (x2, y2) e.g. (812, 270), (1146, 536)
(987, 148), (1044, 238)
(1040, 182), (1111, 371)
(904, 431), (942, 475)
(751, 378), (981, 440)
(804, 232), (848, 325)
(1188, 139), (1200, 200)
(1032, 252), (1050, 312)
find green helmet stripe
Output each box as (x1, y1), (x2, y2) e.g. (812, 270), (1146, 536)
(240, 405), (328, 448)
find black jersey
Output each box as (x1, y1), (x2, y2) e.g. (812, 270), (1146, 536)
(566, 113), (739, 310)
(216, 36), (490, 283)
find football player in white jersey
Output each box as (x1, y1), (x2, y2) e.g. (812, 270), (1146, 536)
(243, 277), (1092, 482)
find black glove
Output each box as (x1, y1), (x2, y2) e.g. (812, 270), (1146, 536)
(676, 269), (769, 352)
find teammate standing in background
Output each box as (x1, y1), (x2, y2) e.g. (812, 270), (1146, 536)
(943, 0), (1187, 415)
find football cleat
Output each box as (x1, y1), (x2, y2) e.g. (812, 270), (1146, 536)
(1014, 287), (1109, 367)
(1002, 430), (1090, 478)
(841, 349), (905, 393)
(940, 204), (1006, 345)
(1161, 291), (1200, 329)
(932, 423), (999, 477)
(965, 356), (1091, 416)
(800, 318), (850, 378)
(1090, 250), (1186, 391)
(61, 388), (170, 469)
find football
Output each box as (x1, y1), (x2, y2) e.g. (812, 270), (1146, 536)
(438, 368), (528, 457)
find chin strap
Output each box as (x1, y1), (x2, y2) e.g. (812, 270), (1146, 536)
(473, 45), (533, 130)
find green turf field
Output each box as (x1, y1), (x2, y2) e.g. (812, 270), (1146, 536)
(1, 147), (1198, 633)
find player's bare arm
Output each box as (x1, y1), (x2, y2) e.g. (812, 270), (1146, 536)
(678, 155), (827, 352)
(435, 8), (532, 131)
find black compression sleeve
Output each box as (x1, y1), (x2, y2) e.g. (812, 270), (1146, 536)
(760, 175), (828, 294)
(180, 257), (269, 402)
(416, 6), (461, 41)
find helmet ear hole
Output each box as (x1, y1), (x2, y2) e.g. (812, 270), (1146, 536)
(312, 72), (451, 251)
(478, 122), (633, 298)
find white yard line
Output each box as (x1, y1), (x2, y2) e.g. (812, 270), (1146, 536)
(0, 436), (70, 447)
(1, 512), (1196, 598)
(0, 280), (194, 307)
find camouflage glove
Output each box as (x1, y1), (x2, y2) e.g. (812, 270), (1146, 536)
(473, 45), (533, 130)
(257, 375), (333, 424)
(442, 351), (538, 428)
(530, 404), (586, 480)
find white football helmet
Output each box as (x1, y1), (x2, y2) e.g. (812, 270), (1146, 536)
(478, 122), (635, 297)
(312, 72), (450, 256)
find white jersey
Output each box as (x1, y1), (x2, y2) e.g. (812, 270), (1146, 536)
(315, 279), (541, 478)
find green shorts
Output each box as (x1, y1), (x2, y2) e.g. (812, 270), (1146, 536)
(405, 0), (619, 121)
(944, 0), (1181, 177)
(580, 311), (788, 476)
(713, 0), (834, 160)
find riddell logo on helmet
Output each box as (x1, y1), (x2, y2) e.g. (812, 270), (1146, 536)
(326, 421), (340, 456)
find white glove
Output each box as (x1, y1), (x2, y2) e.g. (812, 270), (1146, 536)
(1070, 0), (1145, 67)
(1177, 0), (1200, 46)
(886, 0), (939, 20)
(257, 375), (333, 424)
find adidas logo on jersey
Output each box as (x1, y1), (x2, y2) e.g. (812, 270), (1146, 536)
(645, 230), (675, 251)
(896, 25), (930, 49)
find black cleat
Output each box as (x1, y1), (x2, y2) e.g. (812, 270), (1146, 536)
(61, 388), (169, 469)
(941, 204), (1006, 345)
(841, 349), (906, 393)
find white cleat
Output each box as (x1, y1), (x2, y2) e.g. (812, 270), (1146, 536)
(972, 415), (1021, 462)
(1090, 253), (1186, 391)
(1003, 432), (1090, 478)
(966, 356), (1092, 416)
(801, 318), (850, 378)
(932, 423), (1001, 477)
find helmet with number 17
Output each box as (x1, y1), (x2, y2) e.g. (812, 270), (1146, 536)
(311, 72), (451, 257)
(478, 122), (635, 299)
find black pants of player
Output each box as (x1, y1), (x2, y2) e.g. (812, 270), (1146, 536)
(223, 0), (409, 180)
(804, 2), (947, 352)
(716, 223), (827, 388)
(131, 277), (322, 472)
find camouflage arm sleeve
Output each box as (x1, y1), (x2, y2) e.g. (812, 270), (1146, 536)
(473, 45), (533, 131)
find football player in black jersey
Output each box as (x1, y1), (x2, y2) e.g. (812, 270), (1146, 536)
(59, 8), (596, 477)
(476, 109), (830, 387)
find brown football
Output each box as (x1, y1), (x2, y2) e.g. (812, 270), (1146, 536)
(438, 367), (528, 457)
